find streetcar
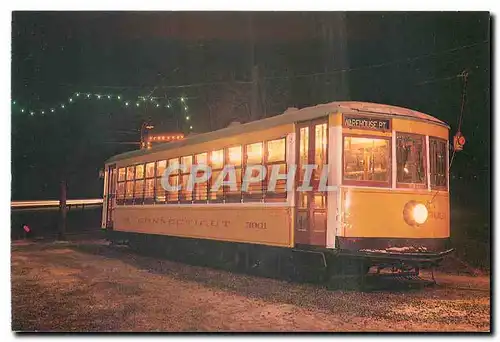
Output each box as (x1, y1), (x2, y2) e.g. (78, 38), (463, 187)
(101, 101), (453, 281)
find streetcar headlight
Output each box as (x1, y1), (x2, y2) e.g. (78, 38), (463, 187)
(412, 203), (428, 225)
(403, 201), (428, 226)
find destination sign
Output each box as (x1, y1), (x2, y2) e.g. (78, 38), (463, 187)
(343, 116), (391, 131)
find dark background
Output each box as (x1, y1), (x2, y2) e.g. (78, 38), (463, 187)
(11, 12), (491, 267)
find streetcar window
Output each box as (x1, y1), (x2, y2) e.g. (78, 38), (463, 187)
(156, 160), (167, 177)
(246, 142), (263, 164)
(209, 150), (224, 202)
(194, 153), (208, 202)
(314, 124), (328, 182)
(180, 156), (193, 202)
(396, 133), (426, 186)
(135, 164), (144, 179)
(126, 166), (135, 181)
(265, 138), (287, 202)
(429, 137), (447, 188)
(145, 162), (155, 178)
(244, 142), (264, 202)
(343, 136), (390, 185)
(144, 178), (155, 200)
(125, 181), (134, 199)
(210, 149), (224, 169)
(116, 182), (125, 205)
(266, 138), (285, 163)
(134, 179), (144, 203)
(144, 162), (156, 203)
(156, 160), (167, 203)
(118, 168), (126, 182)
(226, 146), (242, 203)
(167, 158), (179, 203)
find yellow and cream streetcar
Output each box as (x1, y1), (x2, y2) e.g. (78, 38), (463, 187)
(101, 101), (452, 280)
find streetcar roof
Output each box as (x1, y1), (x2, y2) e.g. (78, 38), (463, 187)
(106, 101), (449, 163)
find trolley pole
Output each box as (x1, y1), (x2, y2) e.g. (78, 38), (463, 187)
(58, 179), (67, 241)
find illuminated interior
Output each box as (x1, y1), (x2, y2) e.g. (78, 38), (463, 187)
(343, 136), (389, 182)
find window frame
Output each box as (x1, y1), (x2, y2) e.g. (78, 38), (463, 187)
(179, 155), (194, 203)
(209, 149), (225, 203)
(429, 136), (448, 190)
(155, 160), (167, 204)
(193, 152), (209, 203)
(166, 157), (180, 203)
(144, 161), (156, 204)
(124, 165), (136, 204)
(395, 132), (427, 189)
(242, 141), (265, 202)
(264, 137), (287, 202)
(342, 133), (392, 188)
(133, 163), (145, 205)
(116, 167), (126, 205)
(224, 144), (243, 203)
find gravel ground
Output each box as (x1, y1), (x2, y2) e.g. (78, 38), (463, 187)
(11, 240), (490, 332)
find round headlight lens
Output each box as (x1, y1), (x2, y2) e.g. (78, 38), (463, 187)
(412, 203), (428, 225)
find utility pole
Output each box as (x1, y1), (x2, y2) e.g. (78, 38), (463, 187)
(248, 13), (260, 121)
(58, 179), (67, 241)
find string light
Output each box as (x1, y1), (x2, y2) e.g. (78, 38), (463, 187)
(12, 92), (191, 126)
(189, 125), (193, 129)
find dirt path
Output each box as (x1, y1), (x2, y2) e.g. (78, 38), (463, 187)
(11, 240), (490, 332)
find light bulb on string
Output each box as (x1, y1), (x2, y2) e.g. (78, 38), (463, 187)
(76, 92), (80, 97)
(12, 101), (16, 105)
(108, 95), (111, 99)
(86, 94), (91, 98)
(69, 98), (73, 102)
(21, 109), (25, 113)
(184, 106), (188, 111)
(125, 102), (129, 106)
(30, 111), (34, 116)
(97, 95), (101, 99)
(61, 104), (65, 109)
(166, 103), (171, 108)
(41, 110), (45, 115)
(136, 102), (140, 107)
(189, 125), (193, 130)
(186, 116), (190, 120)
(180, 97), (185, 102)
(51, 108), (55, 113)
(156, 104), (160, 107)
(118, 96), (121, 100)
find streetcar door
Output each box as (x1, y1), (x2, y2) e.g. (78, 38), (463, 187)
(105, 164), (117, 229)
(295, 119), (328, 246)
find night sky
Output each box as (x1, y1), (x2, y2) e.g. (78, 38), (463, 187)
(11, 11), (490, 216)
